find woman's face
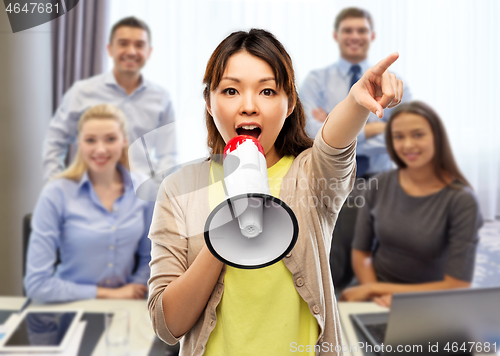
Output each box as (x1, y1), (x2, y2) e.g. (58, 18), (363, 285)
(391, 112), (435, 169)
(79, 118), (127, 174)
(207, 51), (294, 166)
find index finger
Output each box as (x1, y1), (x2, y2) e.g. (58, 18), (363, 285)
(371, 52), (399, 76)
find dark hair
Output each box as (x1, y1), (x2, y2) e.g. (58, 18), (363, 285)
(334, 7), (374, 31)
(109, 16), (151, 44)
(386, 101), (470, 188)
(203, 29), (313, 159)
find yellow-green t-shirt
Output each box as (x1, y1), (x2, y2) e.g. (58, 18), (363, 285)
(204, 156), (319, 355)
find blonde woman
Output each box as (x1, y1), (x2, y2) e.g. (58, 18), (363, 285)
(25, 104), (153, 302)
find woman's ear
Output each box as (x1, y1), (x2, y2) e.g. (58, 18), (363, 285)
(287, 105), (295, 118)
(206, 100), (213, 117)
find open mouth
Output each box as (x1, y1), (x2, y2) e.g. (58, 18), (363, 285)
(236, 124), (262, 140)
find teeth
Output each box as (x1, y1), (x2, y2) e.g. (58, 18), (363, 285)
(239, 125), (259, 130)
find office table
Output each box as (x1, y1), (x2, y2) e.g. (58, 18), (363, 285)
(5, 298), (495, 355)
(0, 298), (369, 355)
(29, 299), (156, 356)
(0, 297), (28, 326)
(0, 297), (176, 356)
(0, 298), (381, 356)
(0, 297), (27, 311)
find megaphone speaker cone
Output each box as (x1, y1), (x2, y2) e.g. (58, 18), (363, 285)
(205, 135), (298, 269)
(204, 193), (298, 269)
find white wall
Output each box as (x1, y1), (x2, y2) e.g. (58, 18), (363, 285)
(0, 11), (52, 295)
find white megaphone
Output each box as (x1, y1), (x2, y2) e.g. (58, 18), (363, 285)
(204, 135), (299, 269)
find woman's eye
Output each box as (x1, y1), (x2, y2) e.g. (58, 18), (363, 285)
(262, 89), (275, 96)
(85, 138), (95, 143)
(223, 88), (237, 96)
(107, 137), (117, 142)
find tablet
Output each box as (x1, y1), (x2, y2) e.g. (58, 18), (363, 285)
(0, 309), (83, 353)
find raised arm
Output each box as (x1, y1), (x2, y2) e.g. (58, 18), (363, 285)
(322, 53), (403, 149)
(300, 57), (404, 218)
(356, 79), (412, 156)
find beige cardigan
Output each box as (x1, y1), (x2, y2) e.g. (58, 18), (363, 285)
(147, 132), (356, 355)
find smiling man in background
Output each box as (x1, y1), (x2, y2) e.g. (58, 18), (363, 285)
(300, 8), (411, 294)
(43, 16), (176, 183)
(300, 7), (410, 178)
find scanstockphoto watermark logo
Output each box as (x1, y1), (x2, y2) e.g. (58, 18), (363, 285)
(290, 341), (426, 354)
(283, 176), (378, 210)
(291, 341), (499, 354)
(3, 0), (80, 33)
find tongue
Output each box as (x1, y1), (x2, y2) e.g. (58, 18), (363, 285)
(237, 128), (260, 139)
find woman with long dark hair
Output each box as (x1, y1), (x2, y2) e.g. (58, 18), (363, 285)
(147, 28), (403, 355)
(341, 101), (483, 307)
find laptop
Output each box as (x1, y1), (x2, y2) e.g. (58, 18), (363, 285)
(351, 287), (500, 355)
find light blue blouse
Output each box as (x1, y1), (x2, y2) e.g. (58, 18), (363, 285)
(24, 165), (154, 303)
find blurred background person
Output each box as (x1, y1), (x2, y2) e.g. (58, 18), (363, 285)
(341, 101), (483, 307)
(25, 104), (153, 303)
(42, 16), (176, 184)
(301, 7), (414, 295)
(300, 7), (411, 179)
